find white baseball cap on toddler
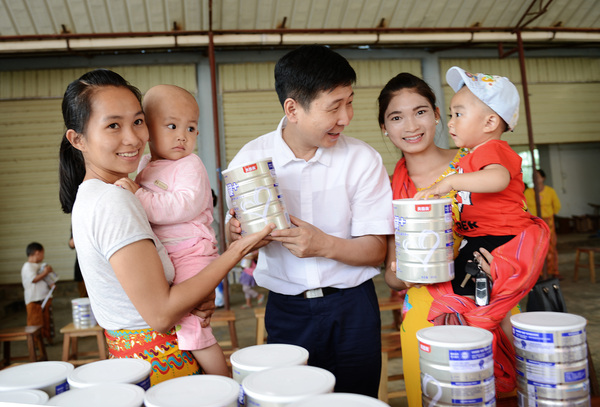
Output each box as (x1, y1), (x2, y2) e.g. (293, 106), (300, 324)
(446, 66), (520, 131)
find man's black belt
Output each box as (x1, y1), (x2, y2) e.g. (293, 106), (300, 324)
(296, 287), (341, 299)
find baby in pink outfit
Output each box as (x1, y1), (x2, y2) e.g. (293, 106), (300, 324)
(116, 84), (228, 376)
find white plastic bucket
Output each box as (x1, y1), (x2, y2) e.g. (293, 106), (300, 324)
(417, 326), (495, 405)
(242, 365), (335, 407)
(230, 344), (309, 384)
(0, 361), (73, 396)
(143, 375), (239, 407)
(287, 393), (390, 406)
(0, 389), (49, 404)
(68, 358), (152, 390)
(47, 383), (145, 407)
(223, 158), (291, 236)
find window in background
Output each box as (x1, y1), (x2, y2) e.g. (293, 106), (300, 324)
(519, 149), (539, 189)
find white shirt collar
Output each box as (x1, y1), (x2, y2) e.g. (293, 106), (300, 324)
(274, 117), (332, 167)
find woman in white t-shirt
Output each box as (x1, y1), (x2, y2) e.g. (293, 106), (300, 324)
(58, 69), (272, 385)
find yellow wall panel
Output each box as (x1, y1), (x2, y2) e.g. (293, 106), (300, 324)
(440, 58), (600, 146)
(0, 65), (197, 100)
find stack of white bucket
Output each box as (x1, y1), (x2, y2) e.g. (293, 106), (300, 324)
(417, 325), (495, 406)
(71, 297), (96, 328)
(393, 198), (454, 284)
(511, 311), (590, 406)
(222, 158), (291, 236)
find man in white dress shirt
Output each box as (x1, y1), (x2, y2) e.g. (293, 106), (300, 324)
(225, 44), (394, 397)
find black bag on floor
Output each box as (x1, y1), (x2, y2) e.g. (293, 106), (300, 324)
(526, 277), (568, 312)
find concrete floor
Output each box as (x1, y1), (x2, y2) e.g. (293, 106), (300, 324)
(1, 232), (598, 406)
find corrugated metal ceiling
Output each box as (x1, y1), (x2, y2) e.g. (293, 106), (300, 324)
(0, 0), (599, 53)
(1, 0), (599, 35)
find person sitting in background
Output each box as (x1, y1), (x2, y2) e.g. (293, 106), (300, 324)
(524, 169), (562, 279)
(21, 242), (56, 345)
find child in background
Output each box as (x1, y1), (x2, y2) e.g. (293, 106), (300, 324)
(116, 84), (228, 376)
(239, 251), (264, 309)
(21, 242), (56, 344)
(414, 66), (536, 300)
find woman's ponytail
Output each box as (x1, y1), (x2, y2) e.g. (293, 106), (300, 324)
(59, 133), (85, 214)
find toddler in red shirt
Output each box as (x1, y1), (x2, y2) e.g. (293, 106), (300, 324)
(415, 66), (534, 297)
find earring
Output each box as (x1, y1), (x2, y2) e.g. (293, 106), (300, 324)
(384, 131), (388, 136)
(435, 119), (439, 125)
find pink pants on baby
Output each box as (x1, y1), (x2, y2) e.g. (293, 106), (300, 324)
(168, 239), (219, 351)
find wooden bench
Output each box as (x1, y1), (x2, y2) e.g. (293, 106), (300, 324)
(60, 323), (107, 366)
(0, 325), (47, 368)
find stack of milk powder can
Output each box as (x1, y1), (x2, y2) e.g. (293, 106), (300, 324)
(511, 311), (590, 406)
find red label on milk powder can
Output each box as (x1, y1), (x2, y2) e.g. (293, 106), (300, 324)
(415, 204), (432, 212)
(419, 342), (431, 353)
(243, 164), (258, 173)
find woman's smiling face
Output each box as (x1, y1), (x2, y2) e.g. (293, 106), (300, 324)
(77, 86), (148, 183)
(382, 88), (439, 154)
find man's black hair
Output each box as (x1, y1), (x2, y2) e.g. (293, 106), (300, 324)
(274, 45), (356, 110)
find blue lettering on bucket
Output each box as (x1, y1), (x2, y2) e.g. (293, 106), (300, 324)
(444, 205), (451, 214)
(451, 380), (481, 386)
(561, 330), (584, 337)
(565, 369), (587, 382)
(394, 216), (407, 230)
(268, 162), (274, 170)
(526, 379), (557, 388)
(513, 328), (554, 343)
(452, 398), (483, 404)
(448, 345), (492, 361)
(238, 383), (245, 406)
(55, 381), (69, 394)
(226, 182), (239, 197)
(136, 376), (151, 390)
(526, 359), (555, 367)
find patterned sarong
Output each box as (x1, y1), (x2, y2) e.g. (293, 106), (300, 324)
(105, 327), (200, 386)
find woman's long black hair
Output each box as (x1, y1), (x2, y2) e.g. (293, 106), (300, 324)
(59, 69), (142, 213)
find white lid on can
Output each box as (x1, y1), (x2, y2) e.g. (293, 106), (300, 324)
(511, 311), (587, 331)
(72, 297), (91, 305)
(392, 198), (452, 206)
(242, 365), (335, 403)
(288, 393), (390, 406)
(230, 344), (309, 372)
(47, 383), (145, 407)
(417, 326), (493, 348)
(0, 389), (49, 404)
(0, 361), (74, 392)
(221, 157), (273, 176)
(68, 358), (151, 388)
(144, 375), (239, 407)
